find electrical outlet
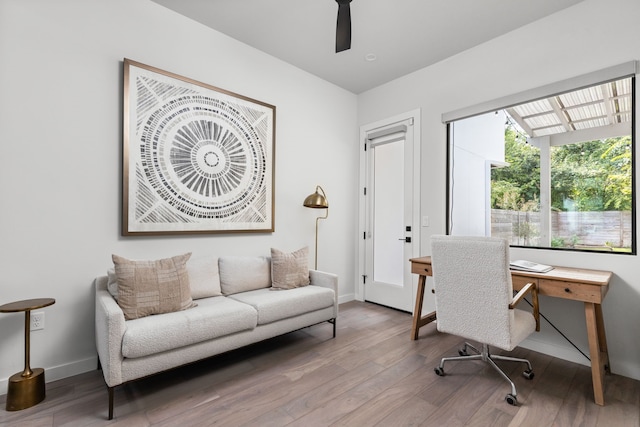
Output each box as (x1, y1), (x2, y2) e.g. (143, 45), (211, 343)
(31, 311), (44, 331)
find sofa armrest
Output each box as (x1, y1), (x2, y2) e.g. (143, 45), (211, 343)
(95, 276), (126, 387)
(309, 269), (338, 318)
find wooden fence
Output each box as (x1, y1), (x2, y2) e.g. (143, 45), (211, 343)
(491, 209), (632, 249)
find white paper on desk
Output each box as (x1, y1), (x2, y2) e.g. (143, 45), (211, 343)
(509, 259), (553, 273)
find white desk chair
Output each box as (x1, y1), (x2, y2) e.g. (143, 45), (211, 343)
(430, 235), (539, 405)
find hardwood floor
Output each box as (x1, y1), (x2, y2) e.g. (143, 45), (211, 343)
(1, 301), (639, 426)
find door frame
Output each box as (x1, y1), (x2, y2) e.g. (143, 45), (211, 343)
(356, 109), (421, 304)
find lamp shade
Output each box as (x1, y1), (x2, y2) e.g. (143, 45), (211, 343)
(303, 186), (329, 209)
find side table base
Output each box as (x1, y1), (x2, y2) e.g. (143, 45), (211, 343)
(6, 368), (45, 411)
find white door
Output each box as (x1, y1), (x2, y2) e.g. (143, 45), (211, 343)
(360, 114), (419, 312)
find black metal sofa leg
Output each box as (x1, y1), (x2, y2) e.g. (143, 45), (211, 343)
(329, 318), (336, 338)
(108, 386), (114, 420)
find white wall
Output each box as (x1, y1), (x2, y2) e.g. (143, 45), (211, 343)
(358, 0), (640, 380)
(450, 111), (506, 235)
(0, 0), (358, 391)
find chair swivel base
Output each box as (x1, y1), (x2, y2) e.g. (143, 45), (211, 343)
(6, 368), (46, 411)
(434, 342), (533, 406)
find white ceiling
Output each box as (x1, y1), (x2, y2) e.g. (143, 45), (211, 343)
(151, 0), (584, 94)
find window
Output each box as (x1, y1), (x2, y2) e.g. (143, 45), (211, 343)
(445, 66), (635, 254)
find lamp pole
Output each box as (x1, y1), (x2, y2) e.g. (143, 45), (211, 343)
(303, 186), (329, 270)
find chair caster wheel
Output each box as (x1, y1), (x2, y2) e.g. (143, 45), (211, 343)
(434, 367), (445, 376)
(506, 394), (518, 405)
(523, 369), (534, 380)
(458, 349), (468, 356)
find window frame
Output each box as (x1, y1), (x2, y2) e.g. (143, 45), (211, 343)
(444, 64), (637, 255)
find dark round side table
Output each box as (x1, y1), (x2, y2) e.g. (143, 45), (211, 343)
(0, 298), (55, 411)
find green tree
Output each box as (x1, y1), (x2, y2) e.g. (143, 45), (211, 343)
(601, 136), (632, 210)
(551, 137), (631, 211)
(493, 125), (632, 213)
(491, 126), (540, 209)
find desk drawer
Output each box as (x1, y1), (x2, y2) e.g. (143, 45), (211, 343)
(538, 279), (604, 303)
(411, 262), (432, 276)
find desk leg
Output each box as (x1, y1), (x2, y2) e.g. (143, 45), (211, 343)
(411, 275), (426, 340)
(585, 302), (609, 406)
(410, 275), (437, 340)
(594, 304), (610, 374)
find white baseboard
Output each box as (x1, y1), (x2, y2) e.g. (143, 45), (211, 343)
(2, 328), (639, 398)
(0, 296), (359, 397)
(520, 336), (640, 381)
(0, 356), (98, 397)
(519, 336), (591, 368)
(338, 293), (355, 305)
(0, 295), (353, 397)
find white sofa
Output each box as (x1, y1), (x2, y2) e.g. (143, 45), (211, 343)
(95, 254), (338, 420)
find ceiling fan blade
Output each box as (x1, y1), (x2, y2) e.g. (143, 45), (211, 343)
(336, 0), (352, 53)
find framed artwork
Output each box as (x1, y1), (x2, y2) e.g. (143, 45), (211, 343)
(122, 59), (275, 235)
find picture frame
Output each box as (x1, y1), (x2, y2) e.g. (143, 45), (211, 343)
(122, 59), (275, 235)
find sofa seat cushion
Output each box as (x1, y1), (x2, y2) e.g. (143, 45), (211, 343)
(228, 286), (335, 325)
(122, 296), (257, 358)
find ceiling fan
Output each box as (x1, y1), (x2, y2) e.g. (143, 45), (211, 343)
(335, 0), (352, 53)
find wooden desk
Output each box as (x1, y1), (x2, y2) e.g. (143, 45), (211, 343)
(410, 256), (612, 406)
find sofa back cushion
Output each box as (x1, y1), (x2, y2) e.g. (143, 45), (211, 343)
(219, 256), (271, 295)
(187, 255), (222, 299)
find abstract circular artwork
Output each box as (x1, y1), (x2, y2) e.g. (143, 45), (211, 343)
(123, 60), (275, 234)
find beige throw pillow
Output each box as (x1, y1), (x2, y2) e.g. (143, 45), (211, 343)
(270, 247), (310, 290)
(112, 253), (196, 320)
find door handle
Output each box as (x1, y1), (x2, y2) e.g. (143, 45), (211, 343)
(398, 237), (412, 243)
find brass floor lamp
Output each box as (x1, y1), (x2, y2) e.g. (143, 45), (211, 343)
(303, 185), (329, 270)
